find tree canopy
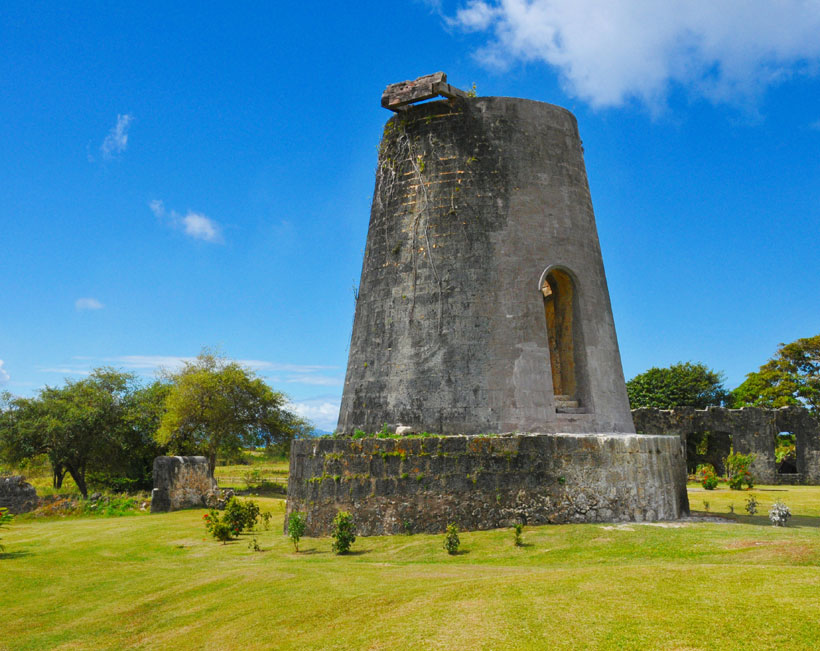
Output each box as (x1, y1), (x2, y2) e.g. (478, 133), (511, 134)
(626, 362), (727, 409)
(730, 335), (820, 413)
(156, 352), (306, 473)
(0, 369), (163, 497)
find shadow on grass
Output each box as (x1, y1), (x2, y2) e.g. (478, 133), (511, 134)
(296, 548), (330, 555)
(340, 550), (370, 556)
(692, 511), (820, 529)
(0, 550), (32, 559)
(446, 549), (471, 556)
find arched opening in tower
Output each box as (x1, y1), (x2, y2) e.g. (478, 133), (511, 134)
(542, 269), (579, 408)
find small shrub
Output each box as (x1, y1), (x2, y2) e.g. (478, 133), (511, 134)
(444, 523), (460, 555)
(725, 452), (755, 490)
(288, 511), (306, 552)
(331, 511), (356, 554)
(769, 500), (791, 527)
(702, 500), (710, 512)
(244, 468), (264, 487)
(203, 509), (236, 543)
(513, 523), (524, 547)
(0, 507), (13, 553)
(695, 464), (719, 490)
(248, 535), (261, 552)
(223, 497), (260, 533)
(745, 495), (758, 515)
(260, 511), (273, 531)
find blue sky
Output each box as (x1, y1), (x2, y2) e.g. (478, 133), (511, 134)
(2, 1), (819, 430)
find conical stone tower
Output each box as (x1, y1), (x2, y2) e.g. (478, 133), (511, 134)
(338, 77), (633, 436)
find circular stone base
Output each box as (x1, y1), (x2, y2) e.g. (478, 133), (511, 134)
(286, 433), (690, 536)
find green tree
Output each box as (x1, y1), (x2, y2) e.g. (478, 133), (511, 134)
(156, 352), (304, 474)
(730, 335), (820, 413)
(0, 369), (143, 498)
(626, 362), (727, 409)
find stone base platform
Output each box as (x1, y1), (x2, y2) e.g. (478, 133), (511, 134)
(286, 433), (690, 536)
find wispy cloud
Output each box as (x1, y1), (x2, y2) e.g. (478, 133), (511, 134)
(100, 114), (133, 158)
(39, 367), (92, 376)
(284, 374), (344, 386)
(75, 297), (104, 311)
(0, 360), (10, 384)
(448, 0), (820, 109)
(149, 199), (224, 243)
(288, 396), (341, 431)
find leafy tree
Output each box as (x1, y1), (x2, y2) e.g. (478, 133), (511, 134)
(626, 362), (727, 409)
(730, 335), (820, 413)
(88, 380), (170, 491)
(0, 369), (143, 498)
(156, 352), (305, 474)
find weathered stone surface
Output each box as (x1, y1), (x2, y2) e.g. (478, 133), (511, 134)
(0, 475), (38, 514)
(286, 433), (689, 536)
(337, 96), (634, 436)
(150, 456), (217, 513)
(632, 406), (820, 485)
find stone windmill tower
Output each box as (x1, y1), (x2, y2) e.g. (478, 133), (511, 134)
(287, 75), (688, 534)
(337, 73), (634, 436)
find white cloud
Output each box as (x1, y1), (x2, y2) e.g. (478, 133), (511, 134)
(182, 212), (222, 243)
(149, 200), (224, 244)
(100, 114), (133, 158)
(148, 199), (165, 218)
(0, 360), (9, 384)
(75, 297), (104, 311)
(288, 398), (341, 432)
(449, 0), (820, 108)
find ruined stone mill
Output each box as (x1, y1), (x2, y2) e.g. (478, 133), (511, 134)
(287, 73), (690, 535)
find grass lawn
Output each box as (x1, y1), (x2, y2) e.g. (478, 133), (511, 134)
(2, 486), (819, 650)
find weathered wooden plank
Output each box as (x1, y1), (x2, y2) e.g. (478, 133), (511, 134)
(381, 72), (468, 111)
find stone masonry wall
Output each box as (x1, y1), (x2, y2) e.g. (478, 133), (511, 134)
(286, 433), (689, 536)
(632, 406), (820, 485)
(0, 475), (39, 514)
(150, 456), (218, 513)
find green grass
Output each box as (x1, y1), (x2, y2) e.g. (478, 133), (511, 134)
(213, 454), (289, 492)
(2, 485), (820, 649)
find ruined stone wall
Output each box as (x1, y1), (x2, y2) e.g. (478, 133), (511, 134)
(286, 433), (689, 536)
(0, 475), (38, 514)
(631, 407), (820, 484)
(150, 456), (217, 513)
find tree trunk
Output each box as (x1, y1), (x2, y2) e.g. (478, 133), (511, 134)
(208, 451), (217, 477)
(67, 465), (88, 499)
(52, 465), (66, 489)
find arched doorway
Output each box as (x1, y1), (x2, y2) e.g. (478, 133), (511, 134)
(541, 268), (579, 409)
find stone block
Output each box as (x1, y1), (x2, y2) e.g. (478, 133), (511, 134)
(0, 476), (38, 514)
(150, 456), (217, 513)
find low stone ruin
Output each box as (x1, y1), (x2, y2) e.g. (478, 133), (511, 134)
(0, 475), (39, 514)
(287, 433), (688, 536)
(150, 456), (229, 513)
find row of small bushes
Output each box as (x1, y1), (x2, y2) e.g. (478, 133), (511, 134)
(284, 510), (525, 556)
